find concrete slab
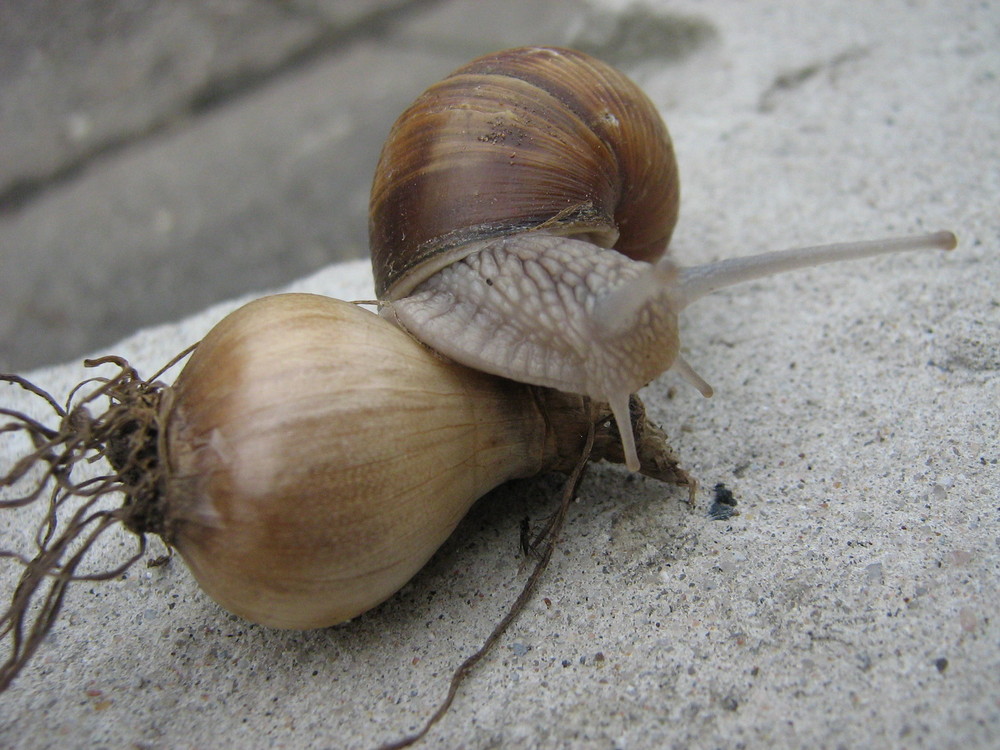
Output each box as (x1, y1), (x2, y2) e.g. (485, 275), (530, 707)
(1, 1), (997, 748)
(0, 42), (458, 371)
(0, 0), (423, 201)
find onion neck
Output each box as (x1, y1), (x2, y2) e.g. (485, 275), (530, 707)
(532, 386), (692, 491)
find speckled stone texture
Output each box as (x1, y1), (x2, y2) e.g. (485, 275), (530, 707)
(1, 1), (997, 748)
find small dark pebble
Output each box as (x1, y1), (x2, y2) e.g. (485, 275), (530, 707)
(708, 482), (740, 520)
(721, 695), (739, 711)
(934, 657), (949, 674)
(713, 483), (737, 505)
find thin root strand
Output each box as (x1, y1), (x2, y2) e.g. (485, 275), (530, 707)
(0, 354), (189, 692)
(377, 419), (597, 750)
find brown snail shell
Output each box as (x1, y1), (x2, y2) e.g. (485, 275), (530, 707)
(369, 46), (680, 300)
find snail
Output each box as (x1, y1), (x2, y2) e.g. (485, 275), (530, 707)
(369, 46), (957, 472)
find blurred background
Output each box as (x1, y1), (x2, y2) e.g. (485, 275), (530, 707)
(0, 0), (717, 371)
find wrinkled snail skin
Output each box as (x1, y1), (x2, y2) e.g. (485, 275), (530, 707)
(159, 294), (611, 629)
(369, 46), (957, 472)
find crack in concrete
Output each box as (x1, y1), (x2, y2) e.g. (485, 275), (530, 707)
(757, 45), (870, 113)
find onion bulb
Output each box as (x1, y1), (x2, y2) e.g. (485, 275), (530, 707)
(1, 293), (687, 689)
(162, 293), (665, 627)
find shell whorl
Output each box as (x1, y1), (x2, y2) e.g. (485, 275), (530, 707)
(369, 46), (680, 300)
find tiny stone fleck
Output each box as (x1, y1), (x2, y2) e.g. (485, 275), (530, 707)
(959, 607), (977, 632)
(865, 562), (884, 584)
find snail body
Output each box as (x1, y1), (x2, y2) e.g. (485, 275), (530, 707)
(370, 47), (957, 471)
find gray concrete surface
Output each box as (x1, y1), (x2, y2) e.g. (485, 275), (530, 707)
(1, 0), (998, 748)
(0, 0), (706, 371)
(0, 0), (428, 201)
